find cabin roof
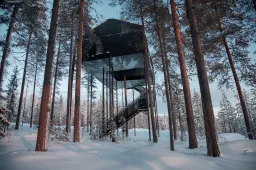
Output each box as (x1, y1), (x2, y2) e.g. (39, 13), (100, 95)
(82, 19), (154, 89)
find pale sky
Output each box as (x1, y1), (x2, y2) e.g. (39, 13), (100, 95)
(0, 0), (255, 116)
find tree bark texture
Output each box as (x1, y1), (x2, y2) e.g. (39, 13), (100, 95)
(102, 68), (105, 136)
(152, 0), (171, 145)
(123, 75), (128, 138)
(140, 6), (158, 143)
(73, 0), (84, 142)
(185, 0), (220, 156)
(35, 0), (60, 151)
(68, 49), (76, 133)
(66, 19), (73, 133)
(87, 73), (90, 132)
(170, 0), (197, 148)
(149, 56), (160, 137)
(165, 61), (177, 140)
(163, 33), (177, 141)
(90, 74), (93, 135)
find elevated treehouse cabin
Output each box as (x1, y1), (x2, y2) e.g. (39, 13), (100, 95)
(82, 19), (156, 138)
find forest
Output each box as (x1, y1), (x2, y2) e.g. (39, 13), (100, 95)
(0, 0), (255, 170)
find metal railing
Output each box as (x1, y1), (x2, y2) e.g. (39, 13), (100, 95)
(102, 90), (148, 137)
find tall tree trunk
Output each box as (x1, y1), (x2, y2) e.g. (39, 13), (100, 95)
(162, 30), (177, 141)
(109, 54), (116, 142)
(15, 31), (32, 130)
(152, 0), (171, 144)
(102, 68), (105, 136)
(166, 60), (177, 140)
(50, 41), (61, 122)
(106, 73), (108, 122)
(124, 75), (128, 137)
(147, 110), (151, 141)
(149, 56), (160, 137)
(35, 0), (60, 151)
(116, 81), (118, 136)
(217, 18), (253, 140)
(165, 59), (175, 148)
(140, 6), (158, 143)
(90, 74), (93, 135)
(87, 73), (90, 132)
(30, 55), (39, 128)
(66, 18), (74, 133)
(22, 83), (29, 126)
(69, 50), (76, 132)
(0, 5), (18, 90)
(170, 0), (197, 148)
(133, 89), (136, 136)
(185, 0), (220, 156)
(121, 83), (124, 140)
(73, 0), (84, 142)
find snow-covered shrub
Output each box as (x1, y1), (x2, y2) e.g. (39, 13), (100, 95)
(49, 124), (59, 141)
(48, 123), (70, 142)
(58, 128), (70, 142)
(90, 125), (100, 140)
(0, 107), (11, 137)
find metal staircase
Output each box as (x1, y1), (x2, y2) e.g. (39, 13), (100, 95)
(102, 89), (148, 137)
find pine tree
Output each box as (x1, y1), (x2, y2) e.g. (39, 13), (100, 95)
(177, 89), (187, 142)
(192, 90), (204, 139)
(0, 1), (21, 92)
(57, 0), (83, 133)
(14, 0), (47, 130)
(6, 66), (19, 122)
(184, 0), (255, 139)
(244, 90), (256, 138)
(212, 0), (253, 139)
(217, 92), (236, 133)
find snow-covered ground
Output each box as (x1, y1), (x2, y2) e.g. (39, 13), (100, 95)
(0, 124), (256, 170)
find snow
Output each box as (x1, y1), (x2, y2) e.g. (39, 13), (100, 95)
(218, 133), (247, 143)
(0, 124), (256, 170)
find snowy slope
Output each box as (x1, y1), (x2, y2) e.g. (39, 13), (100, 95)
(0, 125), (256, 170)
